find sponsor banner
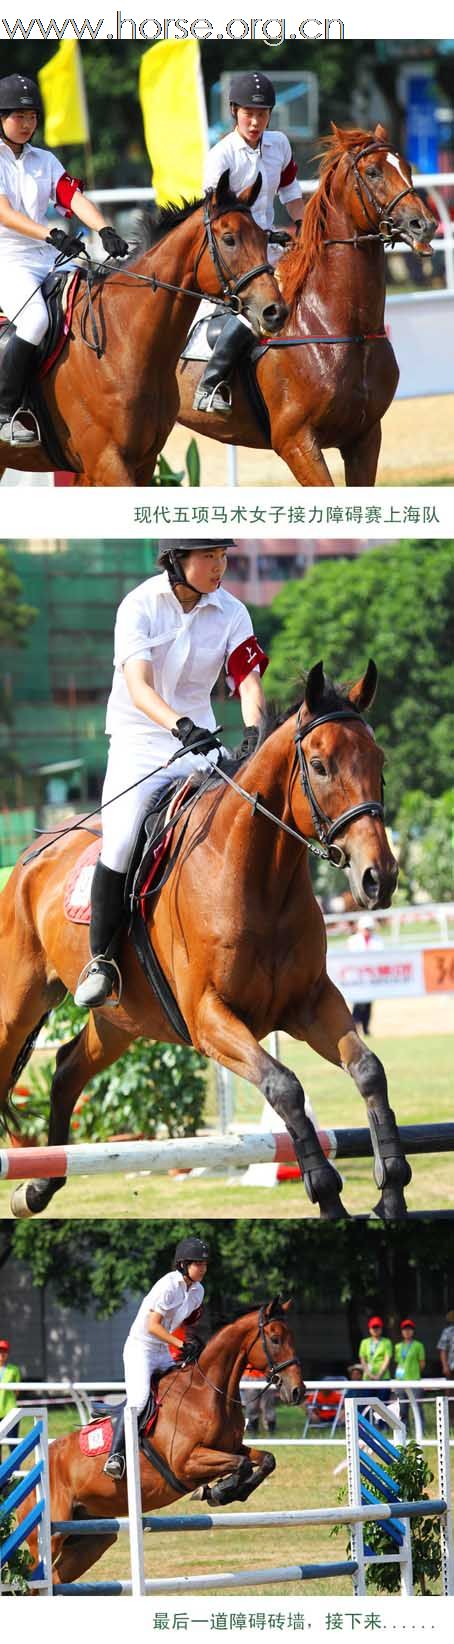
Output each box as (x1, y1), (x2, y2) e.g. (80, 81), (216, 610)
(327, 944), (454, 1001)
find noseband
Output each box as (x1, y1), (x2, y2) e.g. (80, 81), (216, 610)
(194, 192), (275, 312)
(248, 1306), (301, 1388)
(294, 707), (385, 869)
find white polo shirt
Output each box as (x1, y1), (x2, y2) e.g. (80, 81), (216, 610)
(204, 126), (302, 232)
(125, 1271), (204, 1352)
(0, 138), (65, 268)
(105, 571), (257, 755)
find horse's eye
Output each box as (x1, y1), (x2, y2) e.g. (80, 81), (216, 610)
(366, 166), (379, 180)
(310, 758), (327, 777)
(222, 233), (236, 246)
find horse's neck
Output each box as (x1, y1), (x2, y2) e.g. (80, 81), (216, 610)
(219, 729), (310, 893)
(300, 195), (386, 331)
(123, 221), (204, 361)
(200, 1318), (254, 1405)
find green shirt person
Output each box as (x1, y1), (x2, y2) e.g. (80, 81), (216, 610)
(359, 1315), (393, 1380)
(394, 1318), (426, 1382)
(0, 1338), (20, 1420)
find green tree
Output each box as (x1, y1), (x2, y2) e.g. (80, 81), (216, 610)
(263, 542), (454, 818)
(0, 546), (36, 794)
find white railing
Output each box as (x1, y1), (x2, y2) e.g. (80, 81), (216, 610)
(9, 1378), (454, 1448)
(86, 174), (454, 290)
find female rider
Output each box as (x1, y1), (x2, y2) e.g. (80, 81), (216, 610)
(74, 538), (268, 1011)
(104, 1235), (209, 1479)
(194, 69), (304, 416)
(0, 73), (128, 447)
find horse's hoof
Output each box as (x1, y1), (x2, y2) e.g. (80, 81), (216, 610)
(10, 1182), (35, 1219)
(372, 1194), (408, 1222)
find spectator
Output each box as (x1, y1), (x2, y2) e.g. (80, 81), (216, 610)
(359, 1315), (393, 1402)
(347, 914), (383, 1036)
(437, 1310), (454, 1380)
(394, 1317), (426, 1432)
(241, 1363), (279, 1435)
(0, 1337), (21, 1460)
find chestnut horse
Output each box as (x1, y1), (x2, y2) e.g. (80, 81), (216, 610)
(0, 660), (412, 1222)
(0, 172), (286, 487)
(176, 125), (437, 485)
(21, 1302), (304, 1590)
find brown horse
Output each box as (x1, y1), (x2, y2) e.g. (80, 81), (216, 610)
(20, 1301), (304, 1590)
(0, 659), (411, 1222)
(176, 124), (437, 485)
(0, 172), (286, 487)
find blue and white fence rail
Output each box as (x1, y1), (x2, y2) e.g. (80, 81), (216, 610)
(0, 1407), (52, 1595)
(51, 1395), (453, 1597)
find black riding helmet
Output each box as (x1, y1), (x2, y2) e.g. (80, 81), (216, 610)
(229, 71), (276, 111)
(174, 1236), (209, 1272)
(0, 74), (42, 119)
(158, 539), (235, 592)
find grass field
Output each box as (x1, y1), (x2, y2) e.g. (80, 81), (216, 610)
(1, 1030), (452, 1219)
(12, 1407), (452, 1598)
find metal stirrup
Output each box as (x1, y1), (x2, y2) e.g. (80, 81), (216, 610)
(76, 954), (123, 1007)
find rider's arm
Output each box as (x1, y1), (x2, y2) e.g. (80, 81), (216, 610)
(285, 197), (305, 224)
(70, 189), (114, 235)
(239, 669), (266, 728)
(146, 1309), (186, 1351)
(0, 191), (50, 241)
(122, 657), (179, 732)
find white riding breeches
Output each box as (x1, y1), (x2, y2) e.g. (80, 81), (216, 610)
(0, 263), (52, 345)
(124, 1337), (173, 1417)
(100, 738), (216, 874)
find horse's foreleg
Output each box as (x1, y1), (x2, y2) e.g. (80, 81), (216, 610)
(340, 422), (382, 486)
(186, 1445), (254, 1506)
(195, 991), (346, 1219)
(232, 1444), (276, 1501)
(288, 976), (411, 1219)
(10, 1012), (134, 1219)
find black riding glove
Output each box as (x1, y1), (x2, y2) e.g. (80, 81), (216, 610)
(239, 726), (260, 759)
(172, 718), (222, 755)
(179, 1339), (201, 1367)
(47, 228), (86, 258)
(99, 225), (129, 259)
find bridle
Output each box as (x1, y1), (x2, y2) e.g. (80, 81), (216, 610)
(325, 139), (424, 249)
(248, 1305), (301, 1388)
(293, 707), (385, 869)
(193, 191), (275, 313)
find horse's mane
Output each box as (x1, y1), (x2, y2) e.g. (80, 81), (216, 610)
(278, 125), (377, 313)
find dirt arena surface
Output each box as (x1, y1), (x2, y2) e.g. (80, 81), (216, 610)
(164, 394), (454, 486)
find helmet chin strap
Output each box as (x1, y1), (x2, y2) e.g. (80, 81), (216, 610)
(168, 553), (203, 597)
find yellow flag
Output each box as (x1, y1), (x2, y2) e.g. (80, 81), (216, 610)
(39, 41), (89, 148)
(139, 41), (208, 208)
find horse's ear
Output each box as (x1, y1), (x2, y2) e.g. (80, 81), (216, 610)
(281, 1298), (293, 1314)
(240, 171), (262, 211)
(374, 122), (388, 143)
(264, 1297), (282, 1320)
(213, 168), (231, 206)
(347, 660), (378, 713)
(304, 661), (325, 714)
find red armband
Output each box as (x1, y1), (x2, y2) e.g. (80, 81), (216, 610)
(227, 636), (269, 696)
(56, 172), (84, 214)
(279, 156), (298, 189)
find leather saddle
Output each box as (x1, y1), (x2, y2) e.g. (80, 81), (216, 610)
(181, 306), (271, 444)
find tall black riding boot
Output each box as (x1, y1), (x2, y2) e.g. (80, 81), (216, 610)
(193, 314), (253, 416)
(0, 333), (41, 446)
(103, 1404), (126, 1480)
(74, 860), (126, 1008)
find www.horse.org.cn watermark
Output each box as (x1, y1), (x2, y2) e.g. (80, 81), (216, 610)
(0, 14), (346, 40)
